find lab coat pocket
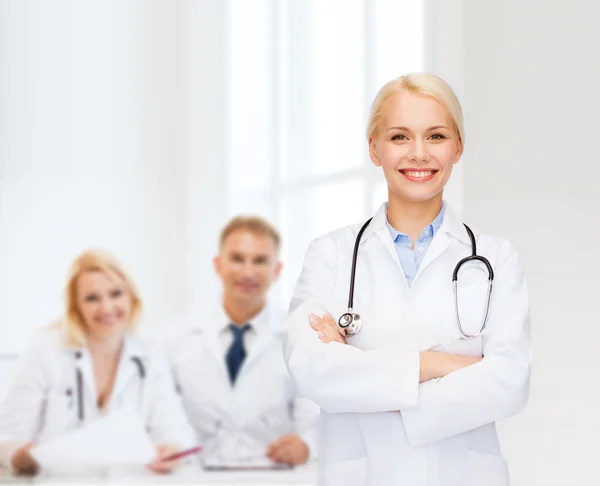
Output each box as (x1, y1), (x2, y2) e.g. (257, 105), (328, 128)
(457, 281), (489, 327)
(466, 451), (510, 486)
(319, 456), (367, 486)
(40, 391), (77, 440)
(187, 403), (223, 440)
(252, 403), (290, 442)
(433, 279), (487, 356)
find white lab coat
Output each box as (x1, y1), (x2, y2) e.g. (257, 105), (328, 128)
(282, 202), (532, 486)
(166, 303), (319, 467)
(0, 325), (197, 471)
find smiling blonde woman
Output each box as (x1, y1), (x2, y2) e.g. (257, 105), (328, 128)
(283, 73), (532, 486)
(0, 249), (196, 476)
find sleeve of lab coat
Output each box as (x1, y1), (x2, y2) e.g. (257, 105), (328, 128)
(282, 233), (421, 414)
(292, 394), (320, 462)
(145, 349), (197, 452)
(401, 240), (532, 447)
(0, 335), (48, 468)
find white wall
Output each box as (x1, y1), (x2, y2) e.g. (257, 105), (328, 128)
(0, 0), (190, 351)
(0, 0), (226, 386)
(457, 1), (598, 485)
(179, 0), (228, 320)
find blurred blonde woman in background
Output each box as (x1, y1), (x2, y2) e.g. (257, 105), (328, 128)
(0, 249), (196, 476)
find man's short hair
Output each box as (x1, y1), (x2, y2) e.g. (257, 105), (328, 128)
(219, 216), (281, 251)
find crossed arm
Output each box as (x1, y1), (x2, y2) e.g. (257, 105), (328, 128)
(282, 234), (532, 447)
(310, 313), (483, 383)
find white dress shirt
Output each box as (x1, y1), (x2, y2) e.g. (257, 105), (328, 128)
(217, 305), (265, 357)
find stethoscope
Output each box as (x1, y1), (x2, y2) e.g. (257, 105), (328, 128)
(66, 351), (146, 422)
(338, 218), (494, 340)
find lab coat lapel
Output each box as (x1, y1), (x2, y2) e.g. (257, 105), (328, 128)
(72, 348), (97, 410)
(242, 331), (277, 377)
(364, 203), (405, 275)
(110, 335), (144, 402)
(198, 327), (229, 375)
(190, 304), (230, 377)
(191, 306), (236, 419)
(233, 306), (283, 428)
(236, 305), (279, 379)
(414, 203), (472, 281)
(415, 229), (451, 280)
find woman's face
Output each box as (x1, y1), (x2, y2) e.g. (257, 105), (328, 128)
(369, 90), (462, 205)
(75, 270), (133, 342)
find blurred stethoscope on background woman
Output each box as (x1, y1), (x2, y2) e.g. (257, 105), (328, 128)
(337, 218), (495, 340)
(66, 351), (146, 422)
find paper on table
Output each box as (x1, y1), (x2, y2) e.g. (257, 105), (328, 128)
(30, 407), (156, 468)
(202, 454), (290, 471)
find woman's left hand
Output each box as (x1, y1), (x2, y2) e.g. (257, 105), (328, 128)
(146, 444), (180, 474)
(309, 313), (347, 345)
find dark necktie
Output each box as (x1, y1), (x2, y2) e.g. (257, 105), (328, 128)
(225, 323), (251, 385)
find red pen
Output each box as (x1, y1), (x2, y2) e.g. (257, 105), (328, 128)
(161, 445), (203, 462)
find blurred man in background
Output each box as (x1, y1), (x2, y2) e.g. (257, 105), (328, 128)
(167, 216), (318, 468)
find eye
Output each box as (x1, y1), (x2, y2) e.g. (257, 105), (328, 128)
(231, 254), (244, 263)
(110, 289), (124, 298)
(391, 134), (408, 141)
(84, 294), (99, 303)
(429, 133), (447, 140)
(254, 256), (268, 265)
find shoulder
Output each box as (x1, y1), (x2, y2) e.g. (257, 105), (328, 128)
(304, 221), (365, 261)
(470, 226), (519, 255)
(150, 315), (203, 362)
(127, 334), (173, 376)
(13, 324), (71, 377)
(168, 315), (203, 346)
(28, 324), (70, 355)
(466, 226), (524, 273)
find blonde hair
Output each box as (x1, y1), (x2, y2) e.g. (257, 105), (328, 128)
(61, 249), (142, 346)
(366, 73), (464, 146)
(219, 216), (281, 251)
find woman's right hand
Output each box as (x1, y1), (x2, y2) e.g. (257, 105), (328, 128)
(11, 442), (39, 476)
(419, 352), (482, 382)
(445, 354), (483, 375)
(309, 313), (347, 345)
(146, 444), (181, 475)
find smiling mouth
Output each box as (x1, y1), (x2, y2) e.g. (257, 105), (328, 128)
(97, 314), (121, 325)
(237, 282), (258, 291)
(398, 169), (438, 182)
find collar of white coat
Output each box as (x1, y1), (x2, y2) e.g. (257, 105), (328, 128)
(190, 299), (282, 337)
(360, 200), (472, 246)
(216, 301), (269, 338)
(67, 332), (146, 361)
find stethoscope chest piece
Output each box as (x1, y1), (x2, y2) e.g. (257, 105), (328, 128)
(338, 312), (363, 337)
(337, 217), (494, 339)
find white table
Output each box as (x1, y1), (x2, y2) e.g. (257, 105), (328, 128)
(0, 467), (316, 486)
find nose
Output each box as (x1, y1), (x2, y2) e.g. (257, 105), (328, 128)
(408, 138), (430, 163)
(241, 261), (256, 279)
(99, 298), (112, 314)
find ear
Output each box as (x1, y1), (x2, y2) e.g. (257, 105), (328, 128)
(213, 256), (222, 278)
(453, 139), (463, 164)
(368, 137), (381, 167)
(273, 261), (283, 281)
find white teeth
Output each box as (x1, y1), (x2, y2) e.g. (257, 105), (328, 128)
(404, 170), (434, 178)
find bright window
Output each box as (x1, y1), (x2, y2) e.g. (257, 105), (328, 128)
(227, 0), (424, 312)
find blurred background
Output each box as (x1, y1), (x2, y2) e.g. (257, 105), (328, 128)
(0, 1), (598, 485)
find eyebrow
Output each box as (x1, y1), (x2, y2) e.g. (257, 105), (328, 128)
(229, 251), (270, 260)
(386, 125), (450, 132)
